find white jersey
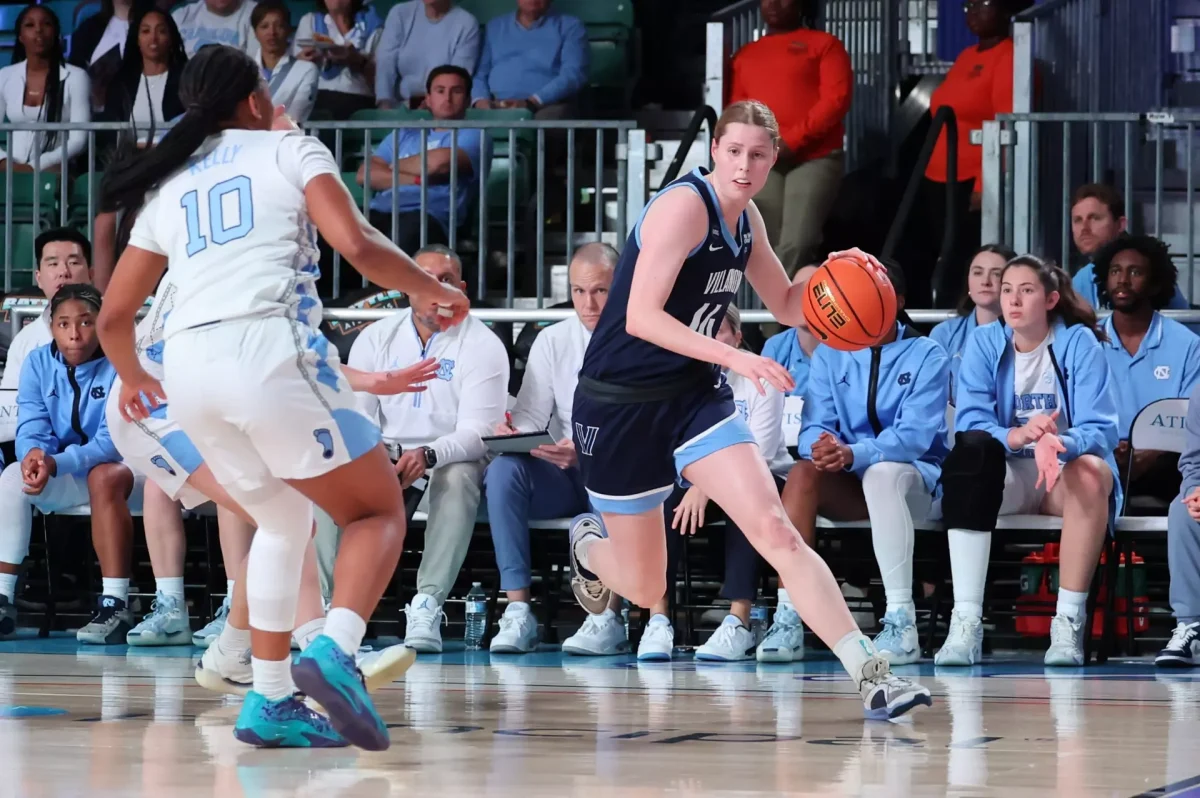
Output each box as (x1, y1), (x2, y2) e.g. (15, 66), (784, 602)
(127, 129), (339, 341)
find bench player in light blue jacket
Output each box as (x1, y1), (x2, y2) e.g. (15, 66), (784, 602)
(930, 244), (1014, 402)
(940, 255), (1120, 668)
(1093, 234), (1200, 503)
(0, 284), (136, 644)
(777, 264), (950, 666)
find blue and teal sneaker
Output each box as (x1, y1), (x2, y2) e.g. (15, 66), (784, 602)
(291, 634), (390, 751)
(232, 691), (347, 748)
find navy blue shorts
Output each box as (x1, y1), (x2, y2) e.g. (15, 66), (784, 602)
(571, 380), (756, 515)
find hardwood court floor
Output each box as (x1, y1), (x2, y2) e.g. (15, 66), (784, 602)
(0, 635), (1197, 797)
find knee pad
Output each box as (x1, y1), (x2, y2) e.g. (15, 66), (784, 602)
(243, 485), (315, 633)
(939, 430), (1007, 531)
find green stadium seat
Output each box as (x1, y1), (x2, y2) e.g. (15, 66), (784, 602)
(340, 171), (366, 210)
(0, 173), (60, 226)
(68, 172), (101, 227)
(0, 223), (40, 289)
(456, 0), (511, 25)
(554, 0), (633, 29)
(465, 107), (533, 150)
(347, 107), (432, 148)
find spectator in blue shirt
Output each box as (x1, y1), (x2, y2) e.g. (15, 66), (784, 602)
(0, 284), (135, 644)
(471, 0), (588, 119)
(1094, 234), (1200, 504)
(375, 0), (480, 108)
(761, 263), (819, 396)
(357, 64), (486, 257)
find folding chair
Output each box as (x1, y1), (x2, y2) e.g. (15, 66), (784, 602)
(1110, 397), (1189, 655)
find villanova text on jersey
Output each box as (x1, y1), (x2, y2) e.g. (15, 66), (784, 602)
(580, 167), (752, 389)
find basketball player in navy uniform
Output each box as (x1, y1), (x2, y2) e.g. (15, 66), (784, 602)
(568, 100), (931, 719)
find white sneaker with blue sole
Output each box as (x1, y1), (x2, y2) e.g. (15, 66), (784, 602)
(127, 592), (192, 646)
(756, 605), (805, 662)
(192, 595), (231, 648)
(874, 608), (921, 665)
(695, 615), (755, 661)
(562, 609), (629, 656)
(637, 615), (675, 662)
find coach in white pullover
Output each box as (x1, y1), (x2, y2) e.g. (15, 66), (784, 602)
(484, 243), (620, 655)
(348, 244), (508, 653)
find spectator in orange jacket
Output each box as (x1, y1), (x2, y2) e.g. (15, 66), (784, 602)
(728, 0), (851, 277)
(913, 0), (1033, 308)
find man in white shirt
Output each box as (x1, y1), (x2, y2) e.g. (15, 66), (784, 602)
(172, 0), (259, 58)
(1, 228), (93, 401)
(347, 244), (508, 653)
(484, 242), (620, 655)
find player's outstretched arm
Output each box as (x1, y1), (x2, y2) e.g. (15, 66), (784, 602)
(627, 189), (793, 395)
(96, 245), (169, 395)
(743, 201), (805, 328)
(305, 173), (469, 328)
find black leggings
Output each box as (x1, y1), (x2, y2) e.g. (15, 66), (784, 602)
(661, 474), (786, 601)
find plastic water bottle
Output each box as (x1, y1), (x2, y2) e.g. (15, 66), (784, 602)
(464, 583), (488, 650)
(750, 602), (769, 645)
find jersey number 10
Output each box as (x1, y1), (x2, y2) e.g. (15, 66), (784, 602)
(180, 175), (255, 257)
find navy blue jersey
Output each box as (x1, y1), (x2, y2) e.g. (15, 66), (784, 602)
(579, 167), (752, 389)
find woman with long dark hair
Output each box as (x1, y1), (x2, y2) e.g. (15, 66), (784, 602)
(0, 5), (90, 172)
(103, 7), (188, 146)
(930, 243), (1017, 399)
(70, 0), (156, 112)
(938, 254), (1119, 668)
(95, 44), (468, 750)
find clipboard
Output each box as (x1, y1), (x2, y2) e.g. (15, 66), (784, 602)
(483, 430), (555, 454)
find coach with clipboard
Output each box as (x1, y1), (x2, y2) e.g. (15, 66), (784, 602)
(483, 243), (618, 655)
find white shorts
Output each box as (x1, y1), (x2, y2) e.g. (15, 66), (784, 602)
(105, 378), (209, 510)
(999, 456), (1049, 516)
(163, 315), (381, 494)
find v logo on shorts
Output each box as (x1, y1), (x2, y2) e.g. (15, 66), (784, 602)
(574, 423), (599, 457)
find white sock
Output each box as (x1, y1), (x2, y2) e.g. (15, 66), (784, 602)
(777, 587), (794, 611)
(101, 577), (129, 604)
(833, 630), (878, 681)
(156, 577), (185, 604)
(293, 617), (325, 650)
(219, 622), (251, 654)
(648, 613), (670, 626)
(948, 528), (990, 620)
(1057, 588), (1088, 622)
(252, 656), (293, 701)
(226, 580), (235, 601)
(324, 607), (366, 656)
(504, 601), (530, 615)
(0, 573), (16, 601)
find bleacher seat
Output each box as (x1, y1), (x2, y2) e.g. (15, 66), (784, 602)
(0, 173), (60, 226)
(0, 223), (39, 289)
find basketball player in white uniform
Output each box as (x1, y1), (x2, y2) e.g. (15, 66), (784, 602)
(106, 273), (437, 694)
(96, 45), (468, 750)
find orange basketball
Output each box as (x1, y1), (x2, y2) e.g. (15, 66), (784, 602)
(801, 255), (898, 351)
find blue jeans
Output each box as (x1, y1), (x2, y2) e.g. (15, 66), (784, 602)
(484, 454), (589, 591)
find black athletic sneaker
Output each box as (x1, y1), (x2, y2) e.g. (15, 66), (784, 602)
(1156, 621), (1200, 668)
(77, 595), (135, 645)
(0, 594), (16, 637)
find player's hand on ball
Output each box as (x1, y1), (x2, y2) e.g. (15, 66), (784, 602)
(671, 485), (707, 536)
(826, 247), (885, 278)
(119, 369), (167, 423)
(727, 350), (794, 396)
(1033, 433), (1066, 492)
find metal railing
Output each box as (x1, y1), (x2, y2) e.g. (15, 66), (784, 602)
(15, 304), (1200, 342)
(704, 0), (946, 173)
(0, 118), (651, 308)
(882, 106), (958, 308)
(981, 111), (1200, 302)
